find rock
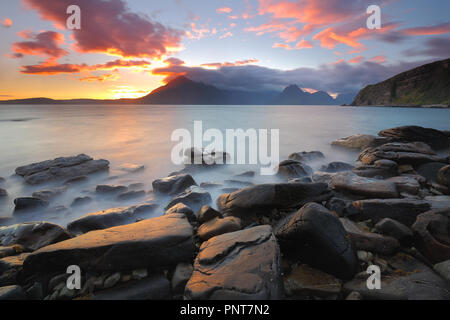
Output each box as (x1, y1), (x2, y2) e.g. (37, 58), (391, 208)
(224, 180), (254, 188)
(374, 159), (398, 168)
(352, 199), (431, 226)
(358, 142), (444, 166)
(32, 186), (67, 201)
(70, 196), (92, 207)
(312, 171), (336, 184)
(288, 151), (324, 163)
(412, 209), (450, 263)
(378, 126), (450, 150)
(356, 251), (373, 263)
(340, 218), (400, 255)
(128, 183), (145, 190)
(164, 203), (196, 222)
(197, 217), (242, 241)
(67, 203), (159, 234)
(0, 246), (22, 259)
(330, 171), (399, 199)
(152, 174), (197, 195)
(424, 195), (450, 209)
(437, 165), (450, 187)
(332, 134), (388, 150)
(114, 190), (146, 201)
(26, 282), (43, 300)
(104, 272), (121, 289)
(95, 185), (128, 194)
(172, 262), (193, 295)
(0, 285), (26, 300)
(63, 175), (88, 186)
(132, 269), (147, 280)
(234, 171), (255, 178)
(325, 197), (353, 217)
(398, 164), (415, 174)
(433, 260), (450, 282)
(15, 154), (109, 185)
(165, 186), (212, 212)
(352, 164), (397, 179)
(417, 162), (448, 182)
(48, 274), (68, 292)
(13, 197), (49, 214)
(277, 160), (313, 179)
(0, 222), (70, 251)
(183, 147), (229, 166)
(185, 225), (283, 300)
(345, 291), (363, 300)
(343, 253), (450, 300)
(289, 177), (313, 183)
(374, 218), (413, 246)
(92, 275), (170, 300)
(118, 163), (144, 173)
(275, 203), (358, 280)
(0, 253), (30, 286)
(58, 285), (77, 300)
(217, 183), (331, 223)
(284, 264), (341, 298)
(387, 176), (421, 195)
(0, 188), (7, 197)
(320, 162), (354, 173)
(23, 213), (195, 273)
(198, 205), (222, 224)
(199, 182), (223, 189)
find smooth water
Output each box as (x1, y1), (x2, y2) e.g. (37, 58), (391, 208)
(1, 104), (449, 225)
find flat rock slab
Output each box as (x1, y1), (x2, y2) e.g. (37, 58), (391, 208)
(165, 186), (212, 212)
(0, 285), (26, 300)
(152, 174), (197, 195)
(378, 126), (450, 150)
(185, 225), (283, 300)
(0, 222), (71, 251)
(24, 213), (195, 273)
(197, 217), (241, 241)
(332, 134), (388, 150)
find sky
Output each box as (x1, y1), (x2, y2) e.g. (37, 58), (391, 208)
(0, 0), (449, 100)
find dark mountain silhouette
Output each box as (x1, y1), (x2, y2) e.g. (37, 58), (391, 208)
(272, 84), (336, 105)
(335, 92), (358, 105)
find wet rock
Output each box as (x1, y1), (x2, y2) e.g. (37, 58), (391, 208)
(374, 218), (413, 246)
(332, 134), (388, 150)
(95, 185), (128, 194)
(352, 164), (397, 179)
(437, 165), (450, 187)
(275, 203), (358, 280)
(199, 182), (223, 189)
(424, 195), (450, 209)
(320, 162), (354, 173)
(0, 285), (26, 300)
(217, 183), (331, 223)
(165, 203), (196, 223)
(67, 203), (159, 234)
(16, 154), (109, 185)
(398, 164), (415, 174)
(412, 209), (450, 264)
(185, 225), (283, 300)
(340, 218), (400, 255)
(13, 197), (49, 214)
(152, 174), (197, 195)
(26, 282), (43, 300)
(284, 264), (342, 298)
(118, 163), (144, 173)
(0, 188), (7, 197)
(417, 162), (448, 183)
(183, 147), (229, 166)
(197, 217), (242, 241)
(346, 291), (363, 300)
(312, 171), (336, 184)
(224, 180), (254, 188)
(0, 222), (70, 251)
(289, 177), (313, 183)
(171, 262), (193, 295)
(325, 197), (353, 217)
(356, 251), (373, 263)
(70, 196), (92, 207)
(23, 213), (195, 273)
(387, 176), (421, 195)
(378, 125), (450, 150)
(352, 198), (431, 226)
(165, 186), (212, 212)
(48, 274), (68, 292)
(132, 269), (147, 280)
(330, 171), (399, 199)
(0, 245), (22, 259)
(277, 160), (313, 179)
(0, 253), (30, 286)
(234, 171), (255, 178)
(433, 260), (450, 282)
(104, 272), (121, 289)
(115, 190), (146, 201)
(63, 175), (88, 186)
(32, 186), (67, 201)
(198, 205), (222, 224)
(128, 183), (145, 190)
(288, 151), (324, 163)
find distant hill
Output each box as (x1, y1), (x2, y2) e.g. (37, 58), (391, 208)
(272, 84), (336, 105)
(334, 92), (358, 105)
(352, 58), (450, 106)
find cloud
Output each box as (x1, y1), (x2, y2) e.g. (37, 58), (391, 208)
(217, 7), (232, 14)
(219, 31), (233, 39)
(272, 39), (313, 50)
(22, 0), (183, 59)
(12, 31), (68, 59)
(348, 55), (365, 64)
(200, 59), (259, 68)
(1, 18), (12, 28)
(402, 22), (450, 36)
(403, 37), (450, 59)
(369, 55), (386, 64)
(79, 70), (120, 82)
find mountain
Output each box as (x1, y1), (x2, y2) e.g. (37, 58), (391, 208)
(272, 85), (337, 105)
(335, 92), (358, 105)
(352, 58), (450, 106)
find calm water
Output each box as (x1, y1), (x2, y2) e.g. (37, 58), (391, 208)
(1, 104), (449, 225)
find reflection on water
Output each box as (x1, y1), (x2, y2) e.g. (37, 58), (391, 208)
(0, 104), (449, 225)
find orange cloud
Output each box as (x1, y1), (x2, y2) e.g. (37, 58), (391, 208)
(200, 59), (259, 68)
(1, 18), (12, 28)
(217, 7), (232, 14)
(369, 55), (386, 63)
(295, 39), (313, 49)
(348, 55), (365, 64)
(79, 70), (120, 82)
(402, 22), (450, 36)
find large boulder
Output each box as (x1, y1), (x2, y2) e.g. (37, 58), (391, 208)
(378, 126), (450, 150)
(185, 225), (283, 300)
(386, 175), (421, 195)
(152, 174), (197, 195)
(352, 199), (431, 226)
(332, 134), (389, 151)
(353, 160), (398, 178)
(0, 222), (71, 251)
(67, 203), (159, 234)
(15, 154), (109, 185)
(165, 186), (212, 212)
(277, 160), (313, 180)
(288, 151), (324, 163)
(320, 162), (354, 173)
(374, 218), (413, 246)
(197, 217), (242, 241)
(0, 253), (30, 286)
(437, 165), (450, 187)
(275, 203), (358, 280)
(0, 285), (26, 300)
(330, 171), (399, 199)
(216, 183), (332, 223)
(23, 213), (195, 273)
(164, 203), (196, 223)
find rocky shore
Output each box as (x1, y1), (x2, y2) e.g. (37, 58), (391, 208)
(0, 125), (449, 300)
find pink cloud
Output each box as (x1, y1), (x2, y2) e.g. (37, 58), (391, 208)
(217, 7), (232, 14)
(348, 55), (365, 64)
(402, 22), (450, 36)
(369, 55), (386, 64)
(12, 31), (68, 59)
(1, 18), (12, 28)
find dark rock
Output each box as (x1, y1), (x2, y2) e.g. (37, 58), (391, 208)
(23, 213), (195, 273)
(0, 246), (21, 259)
(165, 203), (196, 223)
(217, 183), (332, 223)
(67, 203), (159, 234)
(128, 183), (145, 190)
(26, 282), (43, 300)
(332, 134), (389, 150)
(0, 285), (26, 300)
(275, 203), (358, 280)
(312, 171), (336, 184)
(70, 196), (92, 207)
(117, 163), (145, 173)
(63, 175), (88, 186)
(0, 222), (70, 251)
(417, 162), (448, 183)
(425, 195), (450, 209)
(183, 147), (229, 166)
(288, 151), (324, 163)
(152, 174), (197, 195)
(185, 225), (283, 299)
(353, 164), (397, 178)
(16, 154), (109, 185)
(330, 171), (399, 199)
(13, 197), (49, 214)
(387, 176), (421, 195)
(198, 205), (222, 224)
(95, 185), (128, 194)
(234, 171), (255, 178)
(199, 182), (223, 189)
(352, 198), (431, 226)
(374, 218), (413, 246)
(412, 209), (450, 264)
(32, 186), (67, 201)
(437, 165), (450, 187)
(197, 217), (241, 241)
(0, 253), (30, 286)
(289, 177), (313, 183)
(277, 160), (313, 179)
(224, 180), (254, 188)
(378, 126), (450, 150)
(115, 190), (146, 201)
(321, 162), (354, 173)
(340, 218), (400, 255)
(165, 186), (212, 212)
(171, 263), (193, 295)
(346, 291), (363, 300)
(221, 187), (239, 193)
(433, 260), (450, 282)
(0, 188), (7, 197)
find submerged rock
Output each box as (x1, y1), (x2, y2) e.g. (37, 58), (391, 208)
(332, 134), (388, 150)
(378, 125), (450, 150)
(13, 197), (49, 214)
(185, 225), (283, 300)
(70, 196), (92, 207)
(288, 151), (324, 163)
(32, 186), (67, 201)
(277, 160), (313, 180)
(95, 185), (128, 195)
(117, 163), (145, 173)
(320, 162), (354, 173)
(114, 190), (146, 201)
(152, 174), (197, 195)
